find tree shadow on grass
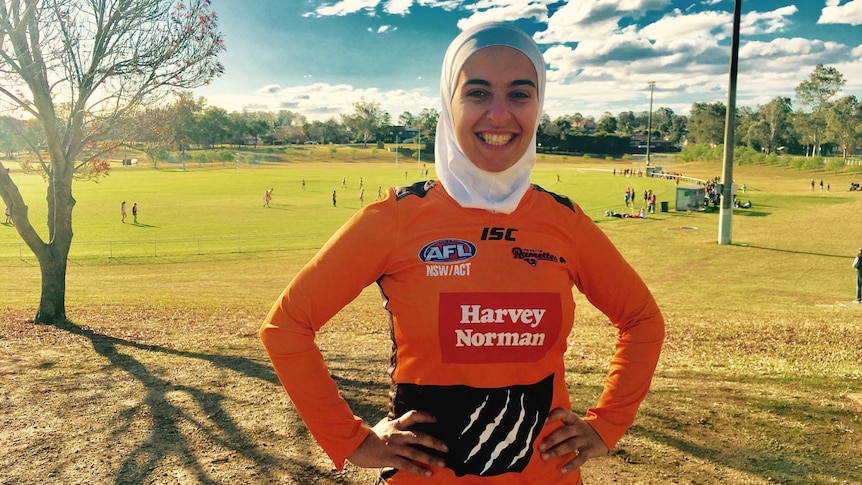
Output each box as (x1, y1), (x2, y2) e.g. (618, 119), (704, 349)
(52, 318), (356, 485)
(627, 372), (861, 484)
(734, 243), (848, 259)
(734, 210), (769, 217)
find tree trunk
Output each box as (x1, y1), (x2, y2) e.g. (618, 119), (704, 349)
(0, 162), (76, 326)
(34, 243), (69, 324)
(33, 175), (76, 325)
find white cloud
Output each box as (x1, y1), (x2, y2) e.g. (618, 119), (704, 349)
(416, 0), (461, 10)
(740, 37), (847, 61)
(204, 82), (438, 121)
(456, 1), (550, 31)
(256, 84), (282, 95)
(307, 0), (380, 17)
(529, 2), (839, 119)
(818, 0), (862, 26)
(640, 8), (730, 42)
(535, 0), (672, 44)
(741, 5), (798, 35)
(384, 0), (414, 15)
(208, 0), (862, 122)
(309, 0), (462, 17)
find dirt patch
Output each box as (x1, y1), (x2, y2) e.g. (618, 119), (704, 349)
(3, 304), (861, 484)
(846, 393), (862, 412)
(0, 306), (378, 484)
(665, 226), (699, 232)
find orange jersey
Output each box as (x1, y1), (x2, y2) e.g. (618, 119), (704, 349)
(260, 181), (664, 484)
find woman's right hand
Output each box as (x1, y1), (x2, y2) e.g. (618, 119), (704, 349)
(347, 410), (449, 477)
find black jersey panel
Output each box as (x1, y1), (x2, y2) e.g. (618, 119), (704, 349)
(391, 374), (554, 477)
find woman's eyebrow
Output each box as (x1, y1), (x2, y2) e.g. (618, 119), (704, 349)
(462, 78), (536, 88)
(463, 78), (491, 86)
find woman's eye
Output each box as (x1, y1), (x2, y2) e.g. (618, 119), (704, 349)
(465, 89), (488, 99)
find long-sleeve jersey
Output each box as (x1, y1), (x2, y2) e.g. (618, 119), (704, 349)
(260, 181), (665, 484)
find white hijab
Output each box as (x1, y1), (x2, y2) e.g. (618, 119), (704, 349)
(434, 22), (546, 214)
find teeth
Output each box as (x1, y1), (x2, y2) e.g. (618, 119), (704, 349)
(481, 133), (512, 146)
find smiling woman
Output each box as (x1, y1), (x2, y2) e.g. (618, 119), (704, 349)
(434, 23), (547, 215)
(260, 22), (665, 485)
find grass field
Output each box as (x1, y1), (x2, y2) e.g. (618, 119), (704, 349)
(1, 147), (861, 484)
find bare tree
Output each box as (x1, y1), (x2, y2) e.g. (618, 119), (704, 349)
(0, 0), (224, 324)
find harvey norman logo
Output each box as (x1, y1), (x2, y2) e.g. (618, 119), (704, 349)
(420, 238), (475, 277)
(438, 292), (561, 363)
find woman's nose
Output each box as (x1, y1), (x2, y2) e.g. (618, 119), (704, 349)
(485, 96), (512, 124)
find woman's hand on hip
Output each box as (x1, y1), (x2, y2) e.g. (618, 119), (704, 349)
(539, 408), (609, 474)
(347, 410), (448, 477)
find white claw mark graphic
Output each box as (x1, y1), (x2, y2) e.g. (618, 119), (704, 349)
(466, 391), (510, 464)
(509, 411), (539, 468)
(482, 393), (529, 474)
(462, 395), (489, 437)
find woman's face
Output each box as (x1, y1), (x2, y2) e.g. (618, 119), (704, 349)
(451, 45), (539, 173)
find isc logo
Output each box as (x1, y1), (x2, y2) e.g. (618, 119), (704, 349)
(419, 239), (477, 263)
(481, 227), (518, 241)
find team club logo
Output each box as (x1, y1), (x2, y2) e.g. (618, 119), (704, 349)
(420, 239), (476, 277)
(420, 239), (477, 263)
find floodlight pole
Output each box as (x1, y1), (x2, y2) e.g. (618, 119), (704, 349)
(646, 81), (655, 167)
(718, 0), (742, 245)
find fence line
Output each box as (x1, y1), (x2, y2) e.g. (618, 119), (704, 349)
(0, 233), (329, 261)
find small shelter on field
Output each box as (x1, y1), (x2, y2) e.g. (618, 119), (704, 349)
(675, 186), (705, 211)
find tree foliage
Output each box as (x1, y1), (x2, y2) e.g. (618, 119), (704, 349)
(794, 64), (846, 156)
(687, 102), (727, 145)
(825, 95), (862, 160)
(342, 97), (386, 146)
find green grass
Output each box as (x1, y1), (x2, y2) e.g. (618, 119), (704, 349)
(1, 159), (433, 258)
(2, 148), (862, 484)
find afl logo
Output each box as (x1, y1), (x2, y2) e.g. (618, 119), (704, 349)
(419, 239), (477, 263)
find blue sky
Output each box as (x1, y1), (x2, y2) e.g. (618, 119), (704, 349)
(195, 0), (862, 122)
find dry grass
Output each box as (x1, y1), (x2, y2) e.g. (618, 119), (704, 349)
(1, 156), (861, 484)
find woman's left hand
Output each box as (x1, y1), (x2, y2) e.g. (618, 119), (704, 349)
(538, 408), (609, 474)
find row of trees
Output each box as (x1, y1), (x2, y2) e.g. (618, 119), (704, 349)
(121, 95), (441, 165)
(137, 69), (862, 162)
(685, 65), (861, 160)
(6, 66), (856, 166)
(535, 64), (861, 160)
